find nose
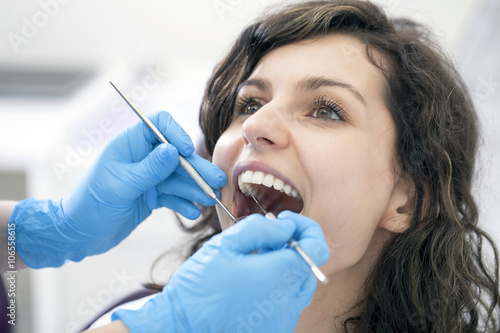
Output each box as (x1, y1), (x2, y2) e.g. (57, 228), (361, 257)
(241, 104), (290, 150)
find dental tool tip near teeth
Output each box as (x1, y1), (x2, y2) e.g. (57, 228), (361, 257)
(109, 81), (237, 223)
(249, 193), (329, 284)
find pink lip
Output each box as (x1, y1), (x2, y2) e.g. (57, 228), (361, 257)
(232, 161), (300, 195)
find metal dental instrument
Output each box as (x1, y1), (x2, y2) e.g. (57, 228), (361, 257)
(109, 81), (237, 222)
(248, 193), (329, 285)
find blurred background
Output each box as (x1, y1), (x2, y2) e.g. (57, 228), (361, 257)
(0, 0), (498, 332)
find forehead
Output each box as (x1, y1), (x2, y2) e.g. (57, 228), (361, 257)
(247, 33), (388, 97)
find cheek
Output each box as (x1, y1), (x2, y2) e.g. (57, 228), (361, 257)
(305, 145), (390, 228)
(212, 126), (242, 173)
(299, 133), (396, 274)
(212, 125), (243, 231)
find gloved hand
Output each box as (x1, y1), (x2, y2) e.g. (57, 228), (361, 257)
(112, 211), (330, 333)
(11, 111), (227, 268)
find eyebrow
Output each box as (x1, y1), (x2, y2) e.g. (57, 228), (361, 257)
(238, 76), (366, 105)
(297, 76), (366, 105)
(238, 78), (271, 92)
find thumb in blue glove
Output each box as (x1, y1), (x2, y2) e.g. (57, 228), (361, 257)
(112, 211), (330, 333)
(12, 111), (227, 268)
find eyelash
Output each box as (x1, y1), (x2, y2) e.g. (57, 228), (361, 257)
(308, 95), (346, 121)
(234, 94), (346, 121)
(234, 95), (261, 115)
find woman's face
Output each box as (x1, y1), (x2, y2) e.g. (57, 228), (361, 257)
(212, 34), (409, 277)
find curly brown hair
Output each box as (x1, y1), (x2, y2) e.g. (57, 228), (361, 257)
(152, 0), (500, 331)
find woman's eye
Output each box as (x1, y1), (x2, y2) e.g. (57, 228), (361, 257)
(235, 96), (262, 116)
(308, 96), (345, 122)
(243, 103), (261, 114)
(312, 107), (340, 120)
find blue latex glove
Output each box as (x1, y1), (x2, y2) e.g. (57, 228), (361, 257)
(11, 111), (227, 268)
(112, 211), (330, 333)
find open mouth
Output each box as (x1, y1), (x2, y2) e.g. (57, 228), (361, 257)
(233, 170), (304, 219)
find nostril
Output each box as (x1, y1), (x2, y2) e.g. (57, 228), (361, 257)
(259, 137), (274, 145)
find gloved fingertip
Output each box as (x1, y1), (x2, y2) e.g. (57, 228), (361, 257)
(179, 145), (195, 157)
(204, 172), (227, 190)
(182, 209), (201, 220)
(176, 204), (201, 220)
(277, 218), (296, 237)
(158, 143), (178, 159)
(277, 210), (291, 219)
(177, 134), (195, 157)
(214, 172), (228, 189)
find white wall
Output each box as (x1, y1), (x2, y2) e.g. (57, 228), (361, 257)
(0, 0), (478, 71)
(455, 0), (500, 261)
(1, 1), (497, 332)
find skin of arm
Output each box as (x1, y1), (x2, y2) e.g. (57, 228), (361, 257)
(0, 200), (27, 273)
(81, 320), (130, 333)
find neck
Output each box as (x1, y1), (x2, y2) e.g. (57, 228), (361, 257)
(294, 228), (392, 333)
(294, 267), (365, 332)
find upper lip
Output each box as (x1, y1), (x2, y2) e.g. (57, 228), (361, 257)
(232, 161), (301, 197)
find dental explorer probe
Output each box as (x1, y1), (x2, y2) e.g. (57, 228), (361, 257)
(109, 81), (237, 222)
(249, 193), (329, 285)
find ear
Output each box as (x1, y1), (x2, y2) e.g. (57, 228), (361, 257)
(379, 174), (414, 234)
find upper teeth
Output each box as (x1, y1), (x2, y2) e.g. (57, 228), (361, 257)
(238, 170), (301, 199)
